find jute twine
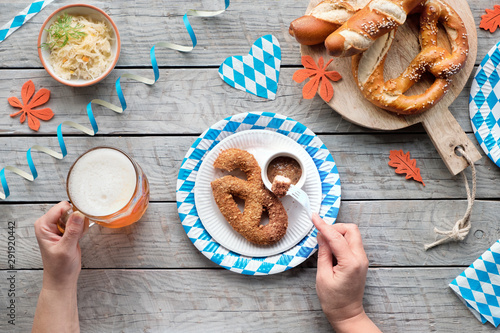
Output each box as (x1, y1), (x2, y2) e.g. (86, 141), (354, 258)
(424, 146), (477, 250)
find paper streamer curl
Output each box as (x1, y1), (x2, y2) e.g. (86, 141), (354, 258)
(0, 0), (230, 200)
(0, 0), (55, 44)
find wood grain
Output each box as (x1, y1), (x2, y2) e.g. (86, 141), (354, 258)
(302, 0), (481, 174)
(0, 0), (496, 68)
(0, 268), (497, 332)
(0, 0), (499, 331)
(0, 201), (499, 270)
(0, 68), (478, 136)
(0, 134), (496, 203)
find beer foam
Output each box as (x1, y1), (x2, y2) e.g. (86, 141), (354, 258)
(68, 148), (137, 217)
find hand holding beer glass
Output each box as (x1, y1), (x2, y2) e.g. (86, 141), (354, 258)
(58, 147), (150, 233)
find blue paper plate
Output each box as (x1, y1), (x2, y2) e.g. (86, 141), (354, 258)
(175, 112), (341, 275)
(470, 41), (500, 167)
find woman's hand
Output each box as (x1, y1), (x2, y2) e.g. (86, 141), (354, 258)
(313, 213), (381, 333)
(34, 201), (88, 289)
(32, 201), (88, 333)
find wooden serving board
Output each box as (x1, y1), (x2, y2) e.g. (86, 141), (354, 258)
(301, 0), (481, 175)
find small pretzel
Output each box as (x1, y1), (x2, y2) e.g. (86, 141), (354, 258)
(352, 0), (469, 115)
(211, 149), (288, 245)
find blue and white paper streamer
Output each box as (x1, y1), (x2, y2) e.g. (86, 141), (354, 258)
(0, 0), (230, 199)
(0, 0), (54, 44)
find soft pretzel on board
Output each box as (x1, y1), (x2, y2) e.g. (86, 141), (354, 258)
(290, 0), (469, 115)
(352, 0), (469, 114)
(295, 0), (480, 175)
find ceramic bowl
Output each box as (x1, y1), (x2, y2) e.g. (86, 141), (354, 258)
(37, 4), (121, 87)
(261, 150), (307, 192)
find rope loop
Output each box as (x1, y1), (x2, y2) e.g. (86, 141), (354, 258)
(425, 146), (477, 250)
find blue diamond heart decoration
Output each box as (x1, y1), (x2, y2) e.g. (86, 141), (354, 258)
(218, 34), (281, 100)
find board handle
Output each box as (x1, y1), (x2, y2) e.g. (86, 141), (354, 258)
(421, 107), (481, 175)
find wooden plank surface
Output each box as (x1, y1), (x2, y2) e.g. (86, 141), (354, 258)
(0, 201), (499, 270)
(0, 268), (498, 332)
(0, 0), (499, 331)
(0, 134), (496, 202)
(0, 0), (497, 68)
(0, 68), (479, 135)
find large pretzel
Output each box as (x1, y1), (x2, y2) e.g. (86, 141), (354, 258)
(211, 149), (288, 245)
(352, 0), (469, 115)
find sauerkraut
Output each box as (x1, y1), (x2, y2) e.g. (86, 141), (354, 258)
(47, 14), (114, 81)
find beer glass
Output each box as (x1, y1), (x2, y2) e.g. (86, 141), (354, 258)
(58, 146), (150, 233)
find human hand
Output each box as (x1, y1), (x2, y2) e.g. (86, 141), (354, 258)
(34, 201), (89, 290)
(313, 213), (380, 332)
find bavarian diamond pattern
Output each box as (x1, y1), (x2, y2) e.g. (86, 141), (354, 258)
(0, 1), (54, 44)
(450, 240), (500, 327)
(176, 112), (341, 275)
(218, 35), (281, 100)
(470, 41), (500, 168)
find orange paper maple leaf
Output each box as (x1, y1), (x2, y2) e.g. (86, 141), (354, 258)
(480, 5), (500, 33)
(293, 55), (342, 102)
(388, 150), (425, 186)
(8, 80), (53, 131)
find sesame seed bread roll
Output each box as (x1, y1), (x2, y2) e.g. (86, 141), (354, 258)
(325, 0), (424, 57)
(289, 0), (370, 46)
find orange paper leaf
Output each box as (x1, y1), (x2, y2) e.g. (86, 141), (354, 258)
(28, 88), (51, 108)
(302, 76), (321, 99)
(21, 79), (35, 105)
(8, 96), (23, 109)
(28, 115), (41, 132)
(293, 56), (342, 102)
(8, 80), (54, 132)
(292, 69), (317, 83)
(29, 108), (54, 121)
(319, 76), (334, 101)
(301, 55), (318, 69)
(388, 150), (425, 186)
(480, 5), (500, 33)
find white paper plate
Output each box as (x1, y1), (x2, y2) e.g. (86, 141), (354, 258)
(176, 111), (341, 275)
(195, 130), (321, 257)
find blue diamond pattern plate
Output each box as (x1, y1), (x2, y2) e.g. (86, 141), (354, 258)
(470, 41), (500, 168)
(176, 112), (341, 275)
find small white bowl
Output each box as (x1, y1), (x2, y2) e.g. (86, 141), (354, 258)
(262, 151), (307, 192)
(37, 4), (121, 87)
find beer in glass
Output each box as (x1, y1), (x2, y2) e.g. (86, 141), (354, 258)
(58, 146), (149, 232)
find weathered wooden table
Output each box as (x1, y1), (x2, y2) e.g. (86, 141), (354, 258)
(1, 0), (499, 332)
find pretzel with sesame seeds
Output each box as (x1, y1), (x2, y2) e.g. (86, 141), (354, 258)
(351, 0), (468, 115)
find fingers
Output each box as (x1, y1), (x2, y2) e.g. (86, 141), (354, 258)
(313, 214), (353, 264)
(35, 201), (71, 238)
(316, 232), (334, 279)
(313, 213), (368, 263)
(330, 223), (367, 259)
(43, 201), (71, 226)
(59, 212), (88, 249)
